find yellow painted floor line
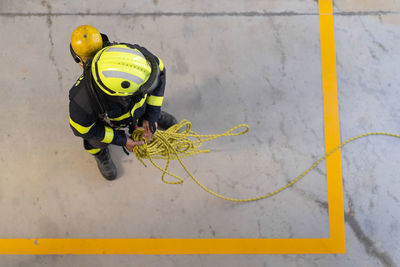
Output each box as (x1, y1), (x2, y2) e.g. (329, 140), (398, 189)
(319, 0), (346, 252)
(0, 0), (345, 254)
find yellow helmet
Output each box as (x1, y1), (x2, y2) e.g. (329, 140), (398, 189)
(70, 25), (103, 63)
(91, 44), (152, 96)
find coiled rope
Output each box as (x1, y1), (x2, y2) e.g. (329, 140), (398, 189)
(131, 119), (400, 202)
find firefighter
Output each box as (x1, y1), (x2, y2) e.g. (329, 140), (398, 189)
(69, 25), (177, 180)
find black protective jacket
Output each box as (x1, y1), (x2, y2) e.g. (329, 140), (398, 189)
(68, 43), (166, 147)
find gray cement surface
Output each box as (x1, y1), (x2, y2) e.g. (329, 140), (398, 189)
(0, 0), (399, 266)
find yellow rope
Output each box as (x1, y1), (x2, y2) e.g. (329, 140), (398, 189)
(131, 120), (400, 202)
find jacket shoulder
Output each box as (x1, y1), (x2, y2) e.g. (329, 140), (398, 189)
(69, 75), (94, 115)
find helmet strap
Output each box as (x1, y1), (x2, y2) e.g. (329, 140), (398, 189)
(83, 59), (108, 117)
(70, 43), (82, 64)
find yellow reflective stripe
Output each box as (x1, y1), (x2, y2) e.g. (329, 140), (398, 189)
(87, 148), (101, 155)
(146, 95), (164, 106)
(102, 126), (114, 143)
(69, 117), (95, 134)
(110, 111), (131, 121)
(158, 57), (164, 71)
(75, 75), (84, 87)
(131, 94), (147, 115)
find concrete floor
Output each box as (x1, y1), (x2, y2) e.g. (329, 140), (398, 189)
(0, 0), (399, 266)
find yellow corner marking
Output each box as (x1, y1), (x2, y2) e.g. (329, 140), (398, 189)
(319, 0), (333, 14)
(0, 238), (339, 254)
(0, 0), (345, 254)
(319, 0), (346, 252)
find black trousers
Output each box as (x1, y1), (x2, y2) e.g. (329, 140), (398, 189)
(83, 139), (109, 155)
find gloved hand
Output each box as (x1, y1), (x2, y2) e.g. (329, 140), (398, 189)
(142, 120), (158, 143)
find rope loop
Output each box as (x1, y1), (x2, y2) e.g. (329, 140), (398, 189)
(131, 120), (400, 202)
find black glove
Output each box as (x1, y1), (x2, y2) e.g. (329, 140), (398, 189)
(148, 120), (157, 134)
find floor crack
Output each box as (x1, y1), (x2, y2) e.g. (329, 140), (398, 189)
(293, 184), (396, 266)
(0, 11), (399, 17)
(43, 0), (63, 90)
(343, 184), (396, 267)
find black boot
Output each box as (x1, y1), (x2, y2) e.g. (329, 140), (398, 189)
(157, 111), (178, 130)
(94, 148), (117, 181)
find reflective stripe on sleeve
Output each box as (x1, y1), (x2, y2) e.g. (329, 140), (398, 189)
(146, 95), (164, 106)
(69, 117), (95, 134)
(131, 94), (147, 116)
(87, 148), (101, 155)
(158, 57), (164, 71)
(102, 126), (114, 143)
(109, 111), (131, 122)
